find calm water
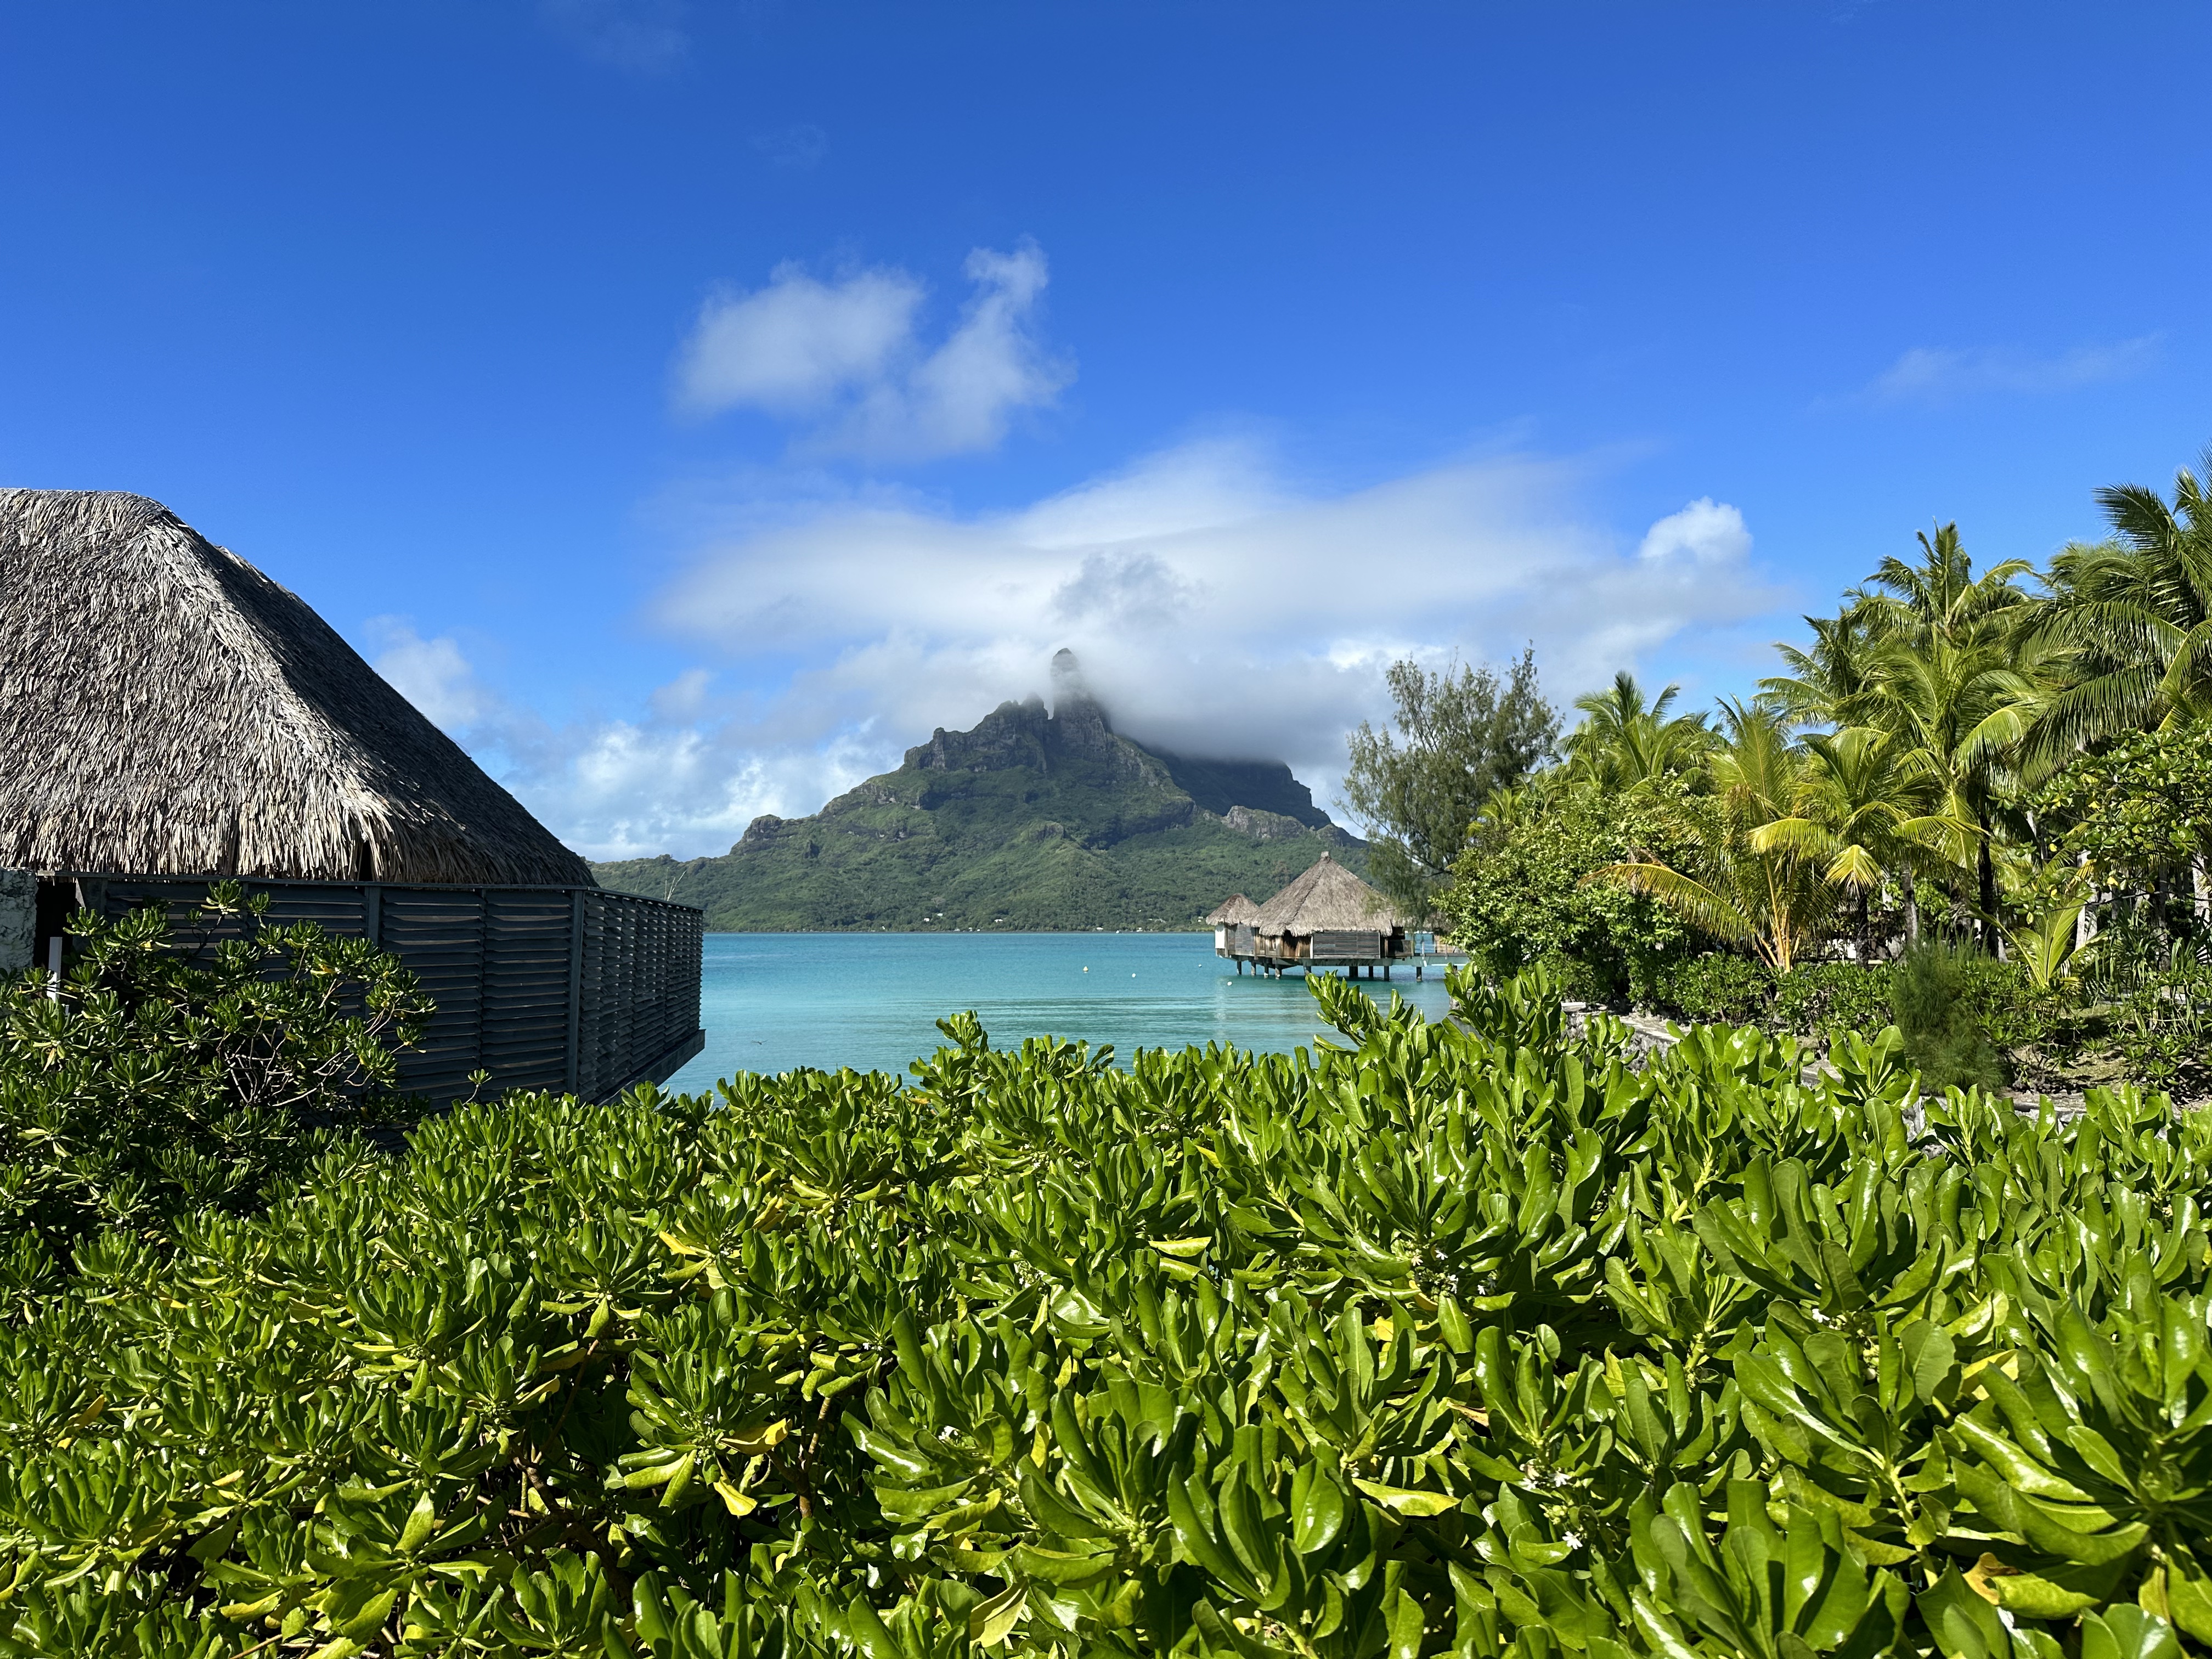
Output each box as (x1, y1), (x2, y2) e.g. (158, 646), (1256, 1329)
(663, 932), (1457, 1092)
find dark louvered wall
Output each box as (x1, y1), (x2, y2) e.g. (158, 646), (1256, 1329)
(73, 877), (703, 1104)
(483, 890), (573, 1094)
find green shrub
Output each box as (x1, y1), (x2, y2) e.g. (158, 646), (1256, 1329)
(1645, 957), (1897, 1046)
(2067, 902), (2212, 1094)
(0, 883), (430, 1283)
(2, 968), (2207, 1657)
(2108, 957), (2212, 1096)
(1891, 940), (2009, 1092)
(1645, 950), (1773, 1025)
(1770, 960), (1897, 1039)
(1537, 951), (1624, 1007)
(1442, 786), (1691, 1000)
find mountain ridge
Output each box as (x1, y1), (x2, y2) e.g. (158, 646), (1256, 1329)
(591, 671), (1362, 930)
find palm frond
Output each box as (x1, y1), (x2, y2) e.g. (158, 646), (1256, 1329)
(2016, 667), (2168, 780)
(2097, 481), (2185, 552)
(1584, 860), (1758, 947)
(1747, 816), (1839, 859)
(1823, 843), (1884, 891)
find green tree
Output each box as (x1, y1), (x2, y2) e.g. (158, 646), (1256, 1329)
(1757, 607), (1884, 730)
(1441, 778), (1690, 999)
(2034, 723), (2212, 927)
(1859, 629), (2038, 930)
(1849, 524), (2039, 929)
(1341, 650), (1559, 919)
(1587, 706), (1841, 972)
(2024, 449), (2212, 774)
(1852, 522), (2034, 654)
(1757, 725), (1977, 959)
(1560, 670), (1716, 791)
(1890, 940), (2009, 1091)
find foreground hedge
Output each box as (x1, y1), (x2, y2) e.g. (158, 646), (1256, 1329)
(3, 972), (2209, 1658)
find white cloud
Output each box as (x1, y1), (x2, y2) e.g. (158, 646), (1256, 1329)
(558, 441), (1778, 854)
(673, 244), (1070, 460)
(368, 622), (835, 861)
(676, 266), (923, 417)
(368, 619), (496, 731)
(1638, 497), (1751, 565)
(1865, 335), (2160, 404)
(539, 0), (686, 72)
(382, 445), (1776, 861)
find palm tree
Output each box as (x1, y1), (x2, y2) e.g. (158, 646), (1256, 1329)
(1758, 608), (1884, 731)
(1853, 522), (2035, 656)
(1751, 726), (1978, 956)
(1584, 706), (1839, 972)
(2022, 449), (2212, 777)
(1562, 672), (1715, 793)
(1465, 768), (1572, 857)
(1841, 524), (2038, 931)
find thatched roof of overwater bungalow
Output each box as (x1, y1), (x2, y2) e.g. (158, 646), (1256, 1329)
(1252, 854), (1401, 936)
(1205, 893), (1260, 926)
(0, 489), (593, 887)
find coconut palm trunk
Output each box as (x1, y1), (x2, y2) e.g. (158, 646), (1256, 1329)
(1977, 805), (1999, 945)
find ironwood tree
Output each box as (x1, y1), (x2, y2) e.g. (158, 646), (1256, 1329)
(1341, 649), (1558, 919)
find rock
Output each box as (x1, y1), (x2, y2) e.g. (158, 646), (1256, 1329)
(1221, 805), (1313, 842)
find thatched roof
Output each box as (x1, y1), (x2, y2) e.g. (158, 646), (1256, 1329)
(1252, 854), (1401, 935)
(1205, 893), (1260, 926)
(0, 490), (593, 887)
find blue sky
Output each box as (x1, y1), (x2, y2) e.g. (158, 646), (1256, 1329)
(4, 2), (2207, 857)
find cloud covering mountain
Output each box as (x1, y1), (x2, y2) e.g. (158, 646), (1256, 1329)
(374, 436), (1776, 860)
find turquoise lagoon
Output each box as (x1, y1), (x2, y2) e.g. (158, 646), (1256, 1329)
(662, 932), (1456, 1092)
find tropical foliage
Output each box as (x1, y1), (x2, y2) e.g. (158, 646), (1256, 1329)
(4, 969), (2211, 1658)
(2023, 453), (2212, 771)
(1438, 447), (2212, 1094)
(1447, 783), (1689, 1002)
(0, 883), (428, 1289)
(1341, 653), (1560, 921)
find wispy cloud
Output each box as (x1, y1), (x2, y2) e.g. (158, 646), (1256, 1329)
(673, 244), (1071, 461)
(369, 623), (890, 865)
(1864, 335), (2160, 405)
(366, 618), (497, 730)
(752, 123), (828, 170)
(539, 0), (687, 72)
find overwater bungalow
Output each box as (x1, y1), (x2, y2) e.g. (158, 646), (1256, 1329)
(0, 489), (703, 1103)
(1205, 892), (1261, 957)
(1215, 853), (1411, 978)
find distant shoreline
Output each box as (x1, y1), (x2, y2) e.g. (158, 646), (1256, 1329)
(695, 927), (1470, 953)
(700, 924), (1214, 934)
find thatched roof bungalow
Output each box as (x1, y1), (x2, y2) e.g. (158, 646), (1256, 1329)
(1, 489), (702, 1102)
(1251, 854), (1402, 937)
(0, 489), (590, 885)
(1214, 854), (1411, 974)
(1204, 893), (1260, 926)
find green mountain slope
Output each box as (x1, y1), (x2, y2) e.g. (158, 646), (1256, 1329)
(591, 682), (1363, 931)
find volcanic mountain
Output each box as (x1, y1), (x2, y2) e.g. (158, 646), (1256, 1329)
(590, 660), (1361, 931)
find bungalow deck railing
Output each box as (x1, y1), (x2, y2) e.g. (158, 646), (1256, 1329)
(54, 874), (704, 1105)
